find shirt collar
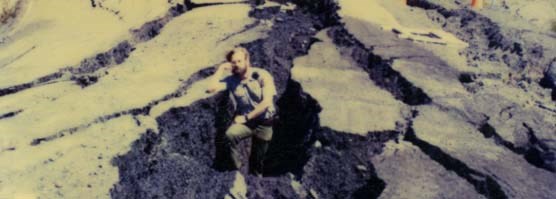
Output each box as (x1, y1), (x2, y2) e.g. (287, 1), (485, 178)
(239, 67), (255, 82)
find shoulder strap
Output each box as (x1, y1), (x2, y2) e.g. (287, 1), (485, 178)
(229, 91), (238, 113)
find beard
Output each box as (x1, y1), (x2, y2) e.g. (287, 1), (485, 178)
(233, 66), (247, 76)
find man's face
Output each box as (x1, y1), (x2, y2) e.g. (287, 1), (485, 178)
(231, 51), (248, 76)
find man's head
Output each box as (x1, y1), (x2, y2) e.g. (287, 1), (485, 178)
(226, 47), (251, 76)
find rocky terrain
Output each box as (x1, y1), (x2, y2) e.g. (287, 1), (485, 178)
(0, 0), (555, 198)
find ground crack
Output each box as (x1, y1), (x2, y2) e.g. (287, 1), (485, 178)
(29, 66), (215, 146)
(110, 2), (392, 198)
(404, 110), (508, 199)
(0, 1), (246, 98)
(0, 109), (23, 120)
(326, 25), (432, 105)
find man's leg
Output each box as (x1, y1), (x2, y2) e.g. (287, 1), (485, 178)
(249, 124), (273, 176)
(224, 124), (254, 170)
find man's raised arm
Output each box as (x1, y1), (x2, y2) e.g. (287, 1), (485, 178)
(206, 62), (231, 94)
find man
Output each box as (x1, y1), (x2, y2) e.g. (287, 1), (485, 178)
(206, 47), (277, 176)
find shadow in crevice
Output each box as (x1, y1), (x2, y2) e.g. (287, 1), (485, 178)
(0, 109), (23, 120)
(477, 122), (555, 172)
(326, 26), (433, 106)
(263, 79), (322, 177)
(404, 123), (508, 199)
(300, 126), (394, 199)
(212, 89), (236, 172)
(352, 174), (387, 199)
(110, 95), (237, 199)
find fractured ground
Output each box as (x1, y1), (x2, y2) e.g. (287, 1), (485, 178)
(0, 0), (555, 199)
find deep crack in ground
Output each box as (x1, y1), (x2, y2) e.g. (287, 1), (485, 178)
(110, 1), (396, 198)
(404, 111), (508, 199)
(326, 26), (432, 106)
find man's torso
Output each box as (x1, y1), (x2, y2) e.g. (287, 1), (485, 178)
(223, 67), (276, 123)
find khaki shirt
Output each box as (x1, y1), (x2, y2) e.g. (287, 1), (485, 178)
(221, 67), (277, 122)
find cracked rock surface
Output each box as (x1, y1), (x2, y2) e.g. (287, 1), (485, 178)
(0, 0), (555, 198)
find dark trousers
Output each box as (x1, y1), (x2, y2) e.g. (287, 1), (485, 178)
(224, 123), (272, 175)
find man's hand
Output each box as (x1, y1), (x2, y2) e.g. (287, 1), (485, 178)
(219, 62), (232, 70)
(205, 87), (217, 94)
(234, 115), (247, 124)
